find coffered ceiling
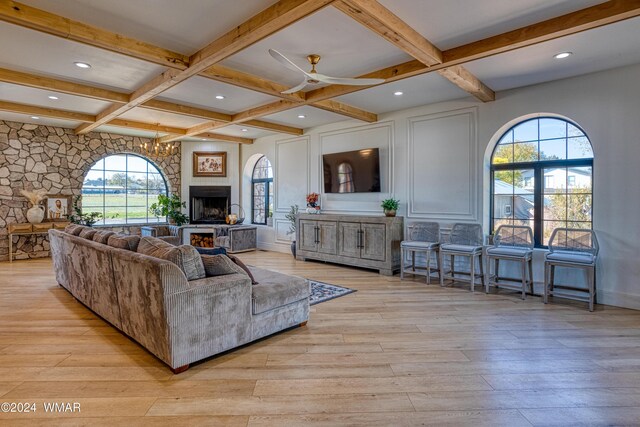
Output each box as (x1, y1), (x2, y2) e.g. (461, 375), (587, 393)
(0, 0), (638, 144)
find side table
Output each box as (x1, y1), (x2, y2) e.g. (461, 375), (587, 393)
(7, 222), (69, 262)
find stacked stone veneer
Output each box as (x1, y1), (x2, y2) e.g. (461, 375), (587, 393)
(0, 120), (181, 261)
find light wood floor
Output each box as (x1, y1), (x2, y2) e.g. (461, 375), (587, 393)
(1, 251), (640, 426)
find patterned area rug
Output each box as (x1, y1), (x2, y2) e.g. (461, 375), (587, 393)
(309, 280), (356, 306)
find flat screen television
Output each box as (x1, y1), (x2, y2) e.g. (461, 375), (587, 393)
(323, 148), (381, 193)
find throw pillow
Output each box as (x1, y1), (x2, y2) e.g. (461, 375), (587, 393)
(92, 230), (115, 244)
(79, 228), (97, 240)
(107, 234), (141, 251)
(227, 254), (258, 285)
(196, 246), (228, 256)
(201, 254), (248, 278)
(64, 224), (82, 235)
(137, 236), (206, 281)
(67, 224), (88, 236)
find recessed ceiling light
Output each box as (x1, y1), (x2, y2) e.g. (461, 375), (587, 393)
(74, 61), (91, 69)
(554, 52), (572, 59)
(215, 95), (225, 100)
(297, 114), (306, 119)
(394, 91), (403, 96)
(241, 128), (248, 132)
(201, 138), (207, 140)
(48, 95), (59, 100)
(31, 116), (39, 120)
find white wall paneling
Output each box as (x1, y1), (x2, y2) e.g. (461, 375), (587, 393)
(318, 121), (394, 213)
(274, 136), (310, 213)
(407, 107), (478, 221)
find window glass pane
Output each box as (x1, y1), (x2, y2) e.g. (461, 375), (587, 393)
(104, 155), (127, 171)
(127, 172), (147, 190)
(127, 155), (148, 173)
(539, 138), (567, 161)
(513, 120), (538, 142)
(82, 193), (103, 207)
(494, 170), (514, 188)
(568, 194), (592, 222)
(492, 143), (513, 164)
(92, 159), (104, 170)
(568, 166), (592, 193)
(125, 191), (147, 207)
(567, 123), (585, 138)
(568, 137), (593, 159)
(513, 142), (538, 162)
(104, 207), (124, 224)
(513, 169), (534, 192)
(543, 168), (567, 193)
(498, 130), (513, 144)
(544, 194), (567, 221)
(514, 194), (535, 221)
(539, 118), (566, 140)
(126, 207), (148, 223)
(104, 193), (126, 207)
(493, 194), (514, 219)
(83, 170), (103, 186)
(149, 174), (165, 191)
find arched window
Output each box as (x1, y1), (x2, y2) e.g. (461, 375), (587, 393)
(251, 155), (273, 224)
(82, 154), (168, 225)
(491, 117), (593, 247)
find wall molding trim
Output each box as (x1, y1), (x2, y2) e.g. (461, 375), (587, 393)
(274, 135), (310, 213)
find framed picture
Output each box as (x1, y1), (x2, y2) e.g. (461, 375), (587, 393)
(193, 151), (227, 177)
(45, 194), (72, 222)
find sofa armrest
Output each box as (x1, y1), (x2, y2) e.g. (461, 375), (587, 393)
(164, 273), (253, 368)
(158, 236), (180, 246)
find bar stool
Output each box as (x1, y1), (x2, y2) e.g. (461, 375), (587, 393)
(439, 223), (484, 292)
(400, 222), (440, 284)
(544, 228), (599, 312)
(485, 225), (534, 300)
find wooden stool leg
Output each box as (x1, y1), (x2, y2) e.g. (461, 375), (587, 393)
(400, 248), (405, 280)
(439, 251), (445, 287)
(469, 255), (475, 292)
(521, 259), (527, 300)
(425, 250), (431, 285)
(543, 262), (549, 304)
(588, 266), (595, 312)
(528, 257), (534, 294)
(479, 253), (484, 288)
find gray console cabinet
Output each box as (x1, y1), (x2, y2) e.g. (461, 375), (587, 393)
(296, 213), (403, 275)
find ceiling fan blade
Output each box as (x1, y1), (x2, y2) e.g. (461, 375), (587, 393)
(281, 78), (309, 94)
(268, 49), (307, 74)
(313, 74), (385, 86)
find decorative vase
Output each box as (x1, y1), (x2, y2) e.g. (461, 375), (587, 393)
(290, 241), (297, 257)
(306, 204), (320, 214)
(384, 209), (396, 217)
(26, 205), (45, 224)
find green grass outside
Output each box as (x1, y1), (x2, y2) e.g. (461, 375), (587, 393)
(81, 193), (163, 220)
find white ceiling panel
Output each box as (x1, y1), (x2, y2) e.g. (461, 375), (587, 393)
(118, 108), (207, 129)
(209, 125), (273, 140)
(158, 76), (279, 114)
(20, 0), (277, 55)
(464, 17), (640, 92)
(221, 6), (412, 88)
(378, 0), (603, 50)
(0, 82), (112, 115)
(262, 105), (350, 129)
(0, 22), (164, 91)
(335, 72), (470, 114)
(95, 125), (159, 139)
(0, 112), (79, 129)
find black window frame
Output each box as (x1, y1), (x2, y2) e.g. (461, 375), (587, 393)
(490, 117), (593, 248)
(251, 156), (273, 225)
(82, 153), (169, 226)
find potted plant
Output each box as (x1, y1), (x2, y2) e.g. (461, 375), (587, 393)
(266, 211), (273, 227)
(306, 192), (320, 214)
(381, 198), (399, 217)
(69, 195), (103, 226)
(285, 204), (299, 256)
(149, 194), (189, 226)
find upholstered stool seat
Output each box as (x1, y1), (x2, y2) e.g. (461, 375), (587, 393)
(485, 225), (534, 300)
(400, 222), (441, 284)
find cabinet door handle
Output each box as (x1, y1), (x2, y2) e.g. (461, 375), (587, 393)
(357, 229), (364, 248)
(314, 226), (320, 244)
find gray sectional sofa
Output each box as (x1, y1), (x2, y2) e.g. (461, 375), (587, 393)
(48, 227), (309, 373)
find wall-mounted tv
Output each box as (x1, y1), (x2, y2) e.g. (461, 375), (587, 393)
(323, 148), (381, 193)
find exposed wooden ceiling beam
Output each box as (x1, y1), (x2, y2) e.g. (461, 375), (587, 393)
(242, 120), (303, 136)
(0, 99), (94, 122)
(108, 119), (187, 135)
(312, 99), (378, 122)
(74, 0), (334, 135)
(308, 0), (640, 103)
(334, 0), (494, 102)
(334, 0), (442, 66)
(194, 132), (254, 144)
(0, 0), (189, 69)
(0, 1), (375, 126)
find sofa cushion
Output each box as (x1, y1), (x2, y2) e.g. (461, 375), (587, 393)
(196, 246), (227, 256)
(137, 236), (205, 281)
(79, 227), (97, 240)
(64, 223), (83, 235)
(92, 230), (115, 244)
(250, 267), (309, 314)
(201, 254), (247, 277)
(107, 234), (141, 251)
(227, 254), (258, 285)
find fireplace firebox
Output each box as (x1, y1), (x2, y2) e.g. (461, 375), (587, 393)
(189, 186), (231, 224)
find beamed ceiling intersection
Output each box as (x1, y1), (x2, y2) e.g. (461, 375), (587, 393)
(0, 0), (639, 144)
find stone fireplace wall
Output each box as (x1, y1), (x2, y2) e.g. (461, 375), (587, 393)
(0, 120), (181, 261)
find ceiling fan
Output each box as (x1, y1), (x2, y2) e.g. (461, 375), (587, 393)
(268, 49), (385, 94)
